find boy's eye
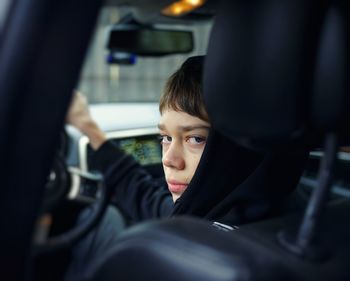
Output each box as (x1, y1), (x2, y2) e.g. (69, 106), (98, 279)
(159, 135), (172, 144)
(187, 136), (206, 145)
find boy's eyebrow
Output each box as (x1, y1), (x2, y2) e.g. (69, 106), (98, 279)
(178, 125), (210, 132)
(158, 123), (210, 132)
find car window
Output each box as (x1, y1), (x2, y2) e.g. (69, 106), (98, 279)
(77, 7), (212, 104)
(0, 0), (10, 34)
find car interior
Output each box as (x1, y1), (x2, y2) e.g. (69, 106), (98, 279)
(0, 0), (349, 280)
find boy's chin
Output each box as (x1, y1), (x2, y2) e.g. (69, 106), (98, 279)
(171, 193), (182, 203)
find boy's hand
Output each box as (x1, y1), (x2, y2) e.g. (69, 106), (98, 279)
(66, 90), (92, 131)
(66, 90), (107, 150)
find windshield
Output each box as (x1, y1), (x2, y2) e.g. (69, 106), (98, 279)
(78, 7), (212, 104)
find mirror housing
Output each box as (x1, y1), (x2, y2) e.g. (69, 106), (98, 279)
(106, 23), (194, 56)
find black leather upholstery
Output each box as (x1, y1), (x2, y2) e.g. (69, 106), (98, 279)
(88, 217), (299, 281)
(88, 206), (350, 281)
(203, 0), (349, 145)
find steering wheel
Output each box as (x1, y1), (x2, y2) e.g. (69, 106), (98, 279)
(32, 132), (112, 255)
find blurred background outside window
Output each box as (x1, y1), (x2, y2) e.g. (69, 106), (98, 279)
(78, 7), (212, 104)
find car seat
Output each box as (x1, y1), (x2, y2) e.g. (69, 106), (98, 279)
(85, 0), (350, 280)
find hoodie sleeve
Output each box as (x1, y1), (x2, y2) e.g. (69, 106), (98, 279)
(91, 140), (173, 222)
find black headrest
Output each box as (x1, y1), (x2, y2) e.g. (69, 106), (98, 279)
(203, 0), (349, 145)
(86, 217), (300, 281)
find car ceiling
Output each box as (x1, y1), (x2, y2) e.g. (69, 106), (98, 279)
(104, 0), (218, 24)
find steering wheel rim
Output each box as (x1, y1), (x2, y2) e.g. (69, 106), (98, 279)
(33, 185), (109, 255)
(33, 151), (137, 255)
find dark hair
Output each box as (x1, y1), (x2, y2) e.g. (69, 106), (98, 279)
(159, 56), (209, 122)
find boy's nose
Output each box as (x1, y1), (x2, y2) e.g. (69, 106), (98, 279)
(162, 144), (185, 170)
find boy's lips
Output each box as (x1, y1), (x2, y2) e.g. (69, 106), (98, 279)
(167, 180), (188, 194)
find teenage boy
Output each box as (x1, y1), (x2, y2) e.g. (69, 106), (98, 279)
(64, 56), (211, 281)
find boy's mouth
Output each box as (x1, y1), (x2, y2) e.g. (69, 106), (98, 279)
(167, 180), (188, 194)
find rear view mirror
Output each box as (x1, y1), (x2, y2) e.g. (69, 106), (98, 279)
(106, 24), (194, 56)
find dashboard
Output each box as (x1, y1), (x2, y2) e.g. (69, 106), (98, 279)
(82, 128), (162, 171)
(64, 102), (162, 202)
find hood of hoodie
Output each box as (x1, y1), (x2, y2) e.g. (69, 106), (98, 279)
(171, 128), (308, 225)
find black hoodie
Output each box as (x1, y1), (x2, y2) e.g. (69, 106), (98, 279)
(92, 127), (308, 226)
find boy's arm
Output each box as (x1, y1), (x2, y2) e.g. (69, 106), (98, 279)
(66, 91), (173, 222)
(92, 141), (173, 223)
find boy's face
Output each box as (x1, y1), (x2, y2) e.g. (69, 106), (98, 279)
(158, 109), (210, 202)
